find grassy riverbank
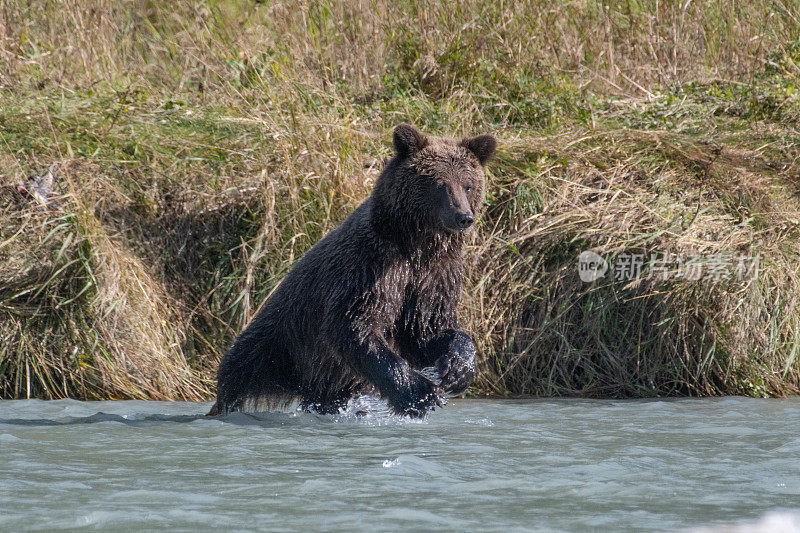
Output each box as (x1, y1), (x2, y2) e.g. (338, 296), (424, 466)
(1, 0), (799, 400)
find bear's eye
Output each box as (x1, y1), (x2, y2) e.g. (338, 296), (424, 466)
(465, 185), (473, 194)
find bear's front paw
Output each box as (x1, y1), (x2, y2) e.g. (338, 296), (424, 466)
(435, 351), (476, 396)
(388, 372), (445, 418)
(434, 332), (476, 396)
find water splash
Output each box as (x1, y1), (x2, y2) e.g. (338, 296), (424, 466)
(326, 395), (430, 426)
(418, 366), (442, 386)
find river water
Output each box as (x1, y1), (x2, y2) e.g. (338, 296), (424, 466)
(1, 397), (799, 532)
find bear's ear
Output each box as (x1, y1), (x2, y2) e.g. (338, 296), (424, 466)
(393, 124), (428, 158)
(461, 134), (496, 166)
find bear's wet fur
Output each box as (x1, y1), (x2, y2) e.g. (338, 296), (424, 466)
(209, 124), (495, 417)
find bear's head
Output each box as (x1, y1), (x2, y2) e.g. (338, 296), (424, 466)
(371, 124), (496, 244)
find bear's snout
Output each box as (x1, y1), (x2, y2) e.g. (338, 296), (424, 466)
(456, 212), (474, 230)
(437, 184), (475, 232)
(440, 209), (474, 233)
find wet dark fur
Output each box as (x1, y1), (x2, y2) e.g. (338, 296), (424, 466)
(210, 124), (495, 417)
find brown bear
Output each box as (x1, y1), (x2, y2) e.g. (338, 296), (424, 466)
(209, 124), (495, 417)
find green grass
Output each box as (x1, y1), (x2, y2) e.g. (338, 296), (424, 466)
(1, 0), (799, 400)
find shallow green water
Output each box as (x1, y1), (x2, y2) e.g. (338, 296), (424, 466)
(1, 397), (799, 532)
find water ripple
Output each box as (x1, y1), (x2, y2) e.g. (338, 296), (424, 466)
(1, 397), (799, 532)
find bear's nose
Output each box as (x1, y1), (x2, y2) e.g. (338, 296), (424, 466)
(457, 213), (474, 229)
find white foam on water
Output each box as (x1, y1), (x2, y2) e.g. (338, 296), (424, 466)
(464, 417), (494, 426)
(688, 510), (800, 533)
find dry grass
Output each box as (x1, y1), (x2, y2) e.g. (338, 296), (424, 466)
(466, 127), (800, 397)
(0, 0), (799, 399)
